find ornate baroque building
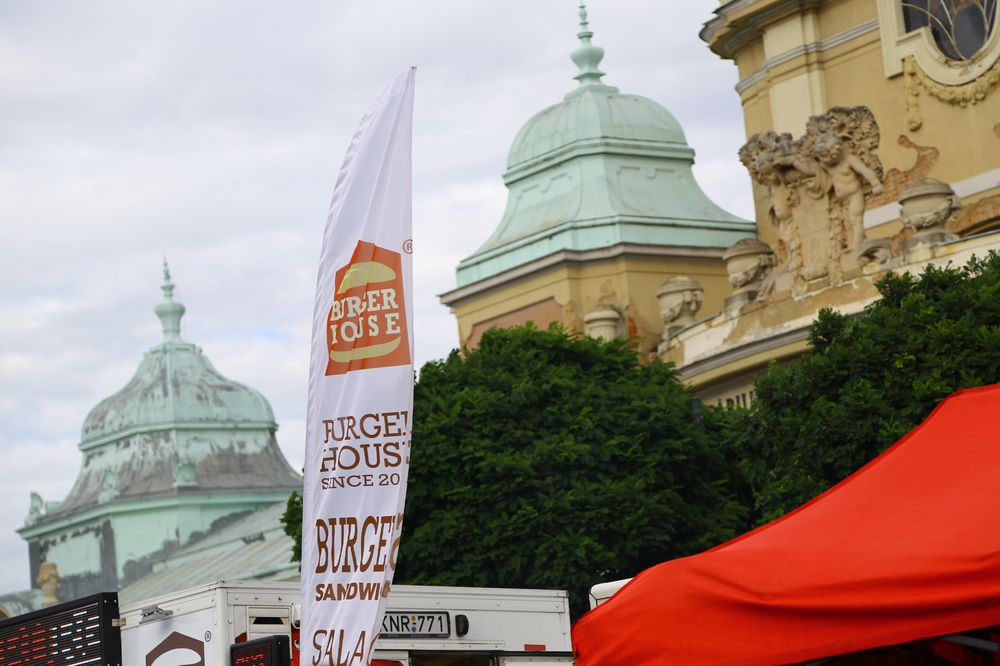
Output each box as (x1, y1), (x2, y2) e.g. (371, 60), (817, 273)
(13, 264), (301, 606)
(439, 6), (755, 350)
(673, 0), (1000, 405)
(444, 1), (1000, 408)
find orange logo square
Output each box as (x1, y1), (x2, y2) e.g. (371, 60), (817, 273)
(325, 241), (411, 376)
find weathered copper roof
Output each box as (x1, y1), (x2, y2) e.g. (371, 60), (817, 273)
(26, 263), (300, 525)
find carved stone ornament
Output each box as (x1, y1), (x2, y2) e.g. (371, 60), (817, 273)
(856, 238), (894, 274)
(98, 469), (119, 504)
(904, 56), (1000, 131)
(899, 177), (961, 249)
(723, 238), (776, 311)
(28, 491), (45, 519)
(583, 305), (621, 341)
(740, 106), (885, 295)
(37, 561), (60, 607)
(656, 276), (703, 341)
(173, 460), (199, 488)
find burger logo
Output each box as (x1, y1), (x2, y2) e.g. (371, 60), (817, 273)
(326, 240), (410, 376)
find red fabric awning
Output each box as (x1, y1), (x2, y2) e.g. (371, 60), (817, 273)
(572, 385), (1000, 665)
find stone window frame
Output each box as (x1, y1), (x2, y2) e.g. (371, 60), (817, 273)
(877, 0), (1000, 83)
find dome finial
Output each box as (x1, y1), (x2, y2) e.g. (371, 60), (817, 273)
(161, 257), (175, 301)
(571, 2), (608, 90)
(155, 257), (186, 343)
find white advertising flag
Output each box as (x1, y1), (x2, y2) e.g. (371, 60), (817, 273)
(302, 67), (415, 666)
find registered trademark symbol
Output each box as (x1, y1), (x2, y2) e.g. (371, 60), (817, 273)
(204, 631), (212, 642)
(402, 239), (413, 254)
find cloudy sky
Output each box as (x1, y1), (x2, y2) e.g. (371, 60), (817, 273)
(0, 1), (753, 594)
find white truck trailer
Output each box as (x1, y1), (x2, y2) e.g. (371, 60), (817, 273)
(120, 580), (574, 666)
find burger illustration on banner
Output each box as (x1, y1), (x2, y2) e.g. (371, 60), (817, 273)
(326, 241), (410, 376)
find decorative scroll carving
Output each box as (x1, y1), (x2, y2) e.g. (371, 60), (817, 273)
(857, 238), (893, 272)
(904, 56), (1000, 131)
(740, 106), (885, 295)
(904, 59), (925, 131)
(98, 469), (119, 504)
(173, 460), (198, 488)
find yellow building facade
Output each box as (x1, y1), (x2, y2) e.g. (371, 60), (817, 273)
(705, 0), (1000, 248)
(672, 0), (1000, 405)
(445, 1), (1000, 408)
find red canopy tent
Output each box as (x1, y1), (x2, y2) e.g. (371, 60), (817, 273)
(572, 384), (1000, 665)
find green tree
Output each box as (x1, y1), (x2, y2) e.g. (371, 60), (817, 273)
(395, 324), (746, 617)
(736, 253), (1000, 523)
(282, 325), (743, 616)
(280, 490), (303, 563)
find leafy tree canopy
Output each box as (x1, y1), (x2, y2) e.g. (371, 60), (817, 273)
(394, 324), (746, 617)
(736, 253), (1000, 523)
(281, 324), (747, 617)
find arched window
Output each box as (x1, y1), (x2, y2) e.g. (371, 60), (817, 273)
(878, 0), (1000, 86)
(902, 0), (997, 60)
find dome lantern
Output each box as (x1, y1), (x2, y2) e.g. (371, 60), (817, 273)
(567, 3), (618, 98)
(154, 258), (186, 343)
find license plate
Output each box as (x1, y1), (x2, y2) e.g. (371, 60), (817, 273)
(380, 611), (450, 638)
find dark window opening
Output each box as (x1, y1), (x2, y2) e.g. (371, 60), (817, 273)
(902, 0), (997, 60)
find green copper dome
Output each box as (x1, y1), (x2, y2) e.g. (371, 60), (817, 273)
(81, 263), (274, 445)
(454, 4), (754, 288)
(80, 344), (275, 445)
(18, 262), (300, 602)
(507, 91), (688, 170)
(42, 260), (301, 518)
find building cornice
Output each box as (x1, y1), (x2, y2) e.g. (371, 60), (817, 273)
(441, 242), (727, 308)
(80, 420), (278, 452)
(503, 137), (694, 185)
(18, 490), (294, 540)
(456, 212), (754, 289)
(679, 326), (810, 384)
(701, 0), (824, 59)
(735, 19), (881, 94)
(701, 0), (764, 46)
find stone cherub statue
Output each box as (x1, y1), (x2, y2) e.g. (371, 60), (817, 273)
(740, 107), (885, 295)
(740, 131), (803, 283)
(801, 131), (884, 250)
